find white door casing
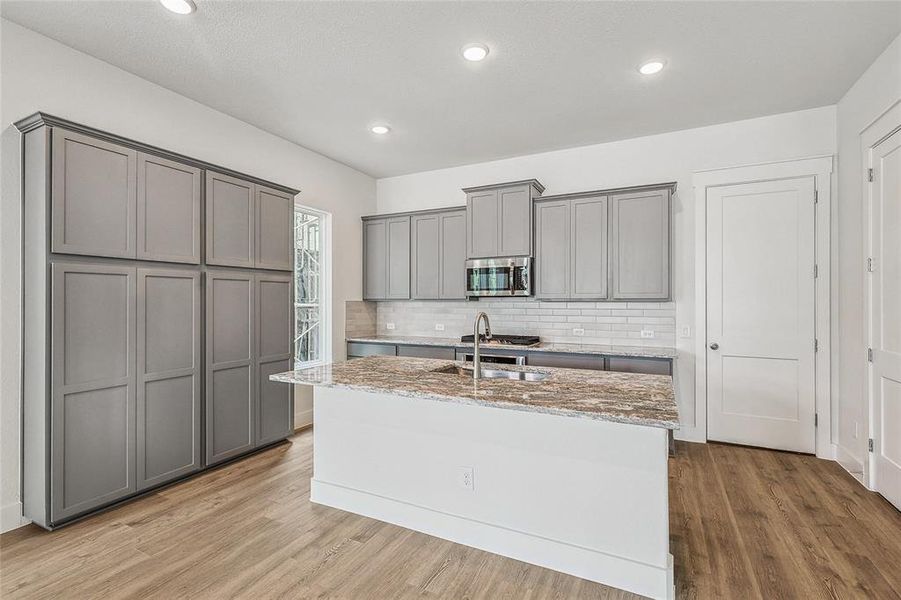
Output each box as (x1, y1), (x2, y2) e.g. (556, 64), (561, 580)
(868, 125), (901, 510)
(706, 177), (817, 453)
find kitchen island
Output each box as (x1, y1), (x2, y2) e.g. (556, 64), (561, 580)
(271, 356), (679, 599)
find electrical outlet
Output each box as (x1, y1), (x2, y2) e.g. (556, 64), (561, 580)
(458, 466), (474, 491)
(640, 329), (655, 339)
(572, 327), (585, 336)
(680, 326), (691, 338)
(435, 323), (445, 332)
(386, 322), (396, 331)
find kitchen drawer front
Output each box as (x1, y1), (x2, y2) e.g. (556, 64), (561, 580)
(526, 352), (605, 371)
(347, 342), (397, 358)
(397, 345), (456, 360)
(606, 357), (672, 376)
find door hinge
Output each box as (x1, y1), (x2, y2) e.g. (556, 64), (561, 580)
(814, 413), (818, 427)
(867, 257), (875, 272)
(868, 438), (874, 452)
(814, 189), (819, 204)
(814, 339), (819, 352)
(868, 168), (874, 182)
(868, 347), (874, 362)
(814, 264), (818, 278)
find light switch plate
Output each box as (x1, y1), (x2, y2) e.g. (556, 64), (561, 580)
(572, 328), (585, 336)
(386, 322), (396, 330)
(640, 329), (655, 339)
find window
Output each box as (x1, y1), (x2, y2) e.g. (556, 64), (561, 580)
(294, 205), (330, 368)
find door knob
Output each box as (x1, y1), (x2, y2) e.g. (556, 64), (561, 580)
(709, 342), (719, 350)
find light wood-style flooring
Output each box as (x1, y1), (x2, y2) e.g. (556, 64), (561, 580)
(2, 430), (899, 599)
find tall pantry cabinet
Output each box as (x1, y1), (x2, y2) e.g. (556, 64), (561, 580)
(17, 113), (297, 529)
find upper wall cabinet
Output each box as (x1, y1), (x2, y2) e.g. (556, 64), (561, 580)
(52, 128), (137, 259)
(411, 209), (466, 300)
(206, 171), (255, 268)
(255, 185), (294, 271)
(464, 180), (544, 259)
(535, 183), (672, 301)
(609, 188), (670, 300)
(137, 153), (201, 264)
(206, 172), (295, 271)
(363, 215), (410, 300)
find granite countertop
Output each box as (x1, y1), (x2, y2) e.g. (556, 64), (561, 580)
(271, 356), (679, 429)
(345, 335), (677, 359)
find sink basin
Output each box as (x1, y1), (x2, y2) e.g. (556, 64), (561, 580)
(432, 364), (550, 382)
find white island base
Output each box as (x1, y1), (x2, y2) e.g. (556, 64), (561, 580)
(310, 387), (674, 599)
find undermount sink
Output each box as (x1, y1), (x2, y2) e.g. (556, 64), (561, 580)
(432, 364), (550, 382)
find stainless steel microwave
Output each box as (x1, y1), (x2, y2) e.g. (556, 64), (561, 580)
(465, 257), (532, 297)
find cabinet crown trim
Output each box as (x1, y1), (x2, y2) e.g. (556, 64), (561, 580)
(462, 179), (545, 194)
(362, 206), (465, 221)
(536, 182), (676, 203)
(14, 112), (300, 197)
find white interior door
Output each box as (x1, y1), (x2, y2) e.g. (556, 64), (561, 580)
(869, 126), (901, 511)
(706, 177), (816, 453)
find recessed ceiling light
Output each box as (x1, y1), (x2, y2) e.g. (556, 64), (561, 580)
(639, 60), (665, 75)
(370, 125), (390, 135)
(160, 0), (196, 14)
(462, 43), (489, 62)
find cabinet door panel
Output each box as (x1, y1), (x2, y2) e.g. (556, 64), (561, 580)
(206, 171), (254, 267)
(534, 201), (570, 299)
(467, 190), (499, 258)
(255, 185), (294, 271)
(440, 211), (466, 299)
(609, 190), (670, 299)
(571, 196), (608, 299)
(411, 214), (440, 299)
(206, 271), (255, 464)
(52, 129), (136, 259)
(257, 360), (293, 445)
(51, 263), (135, 522)
(397, 345), (456, 359)
(607, 357), (672, 376)
(255, 273), (293, 446)
(137, 153), (201, 264)
(499, 186), (531, 256)
(137, 269), (201, 490)
(386, 216), (411, 299)
(363, 220), (387, 299)
(527, 353), (605, 370)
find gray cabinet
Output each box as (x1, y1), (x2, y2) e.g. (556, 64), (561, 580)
(440, 210), (467, 299)
(609, 188), (670, 300)
(607, 357), (672, 376)
(51, 128), (137, 259)
(363, 215), (410, 300)
(137, 268), (201, 490)
(255, 185), (294, 271)
(255, 273), (294, 445)
(536, 184), (670, 301)
(206, 270), (255, 465)
(464, 180), (544, 258)
(51, 262), (136, 521)
(397, 345), (456, 359)
(137, 153), (201, 264)
(206, 171), (255, 268)
(534, 200), (570, 299)
(411, 209), (467, 300)
(571, 196), (608, 299)
(347, 342), (397, 358)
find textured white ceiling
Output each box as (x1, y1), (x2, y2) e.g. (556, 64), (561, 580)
(3, 1), (899, 177)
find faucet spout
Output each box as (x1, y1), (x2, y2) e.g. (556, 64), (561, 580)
(472, 312), (492, 380)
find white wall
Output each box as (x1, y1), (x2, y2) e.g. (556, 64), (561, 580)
(0, 20), (376, 531)
(835, 34), (901, 475)
(377, 106), (838, 443)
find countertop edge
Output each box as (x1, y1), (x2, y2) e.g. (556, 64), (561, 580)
(345, 336), (678, 359)
(270, 372), (680, 430)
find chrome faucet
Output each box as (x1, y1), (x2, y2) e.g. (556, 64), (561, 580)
(472, 312), (492, 380)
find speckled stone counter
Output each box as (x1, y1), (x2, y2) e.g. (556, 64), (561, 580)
(271, 355), (678, 429)
(345, 335), (677, 359)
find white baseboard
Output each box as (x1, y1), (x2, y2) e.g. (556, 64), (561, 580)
(311, 479), (674, 600)
(293, 408), (313, 430)
(1, 501), (30, 534)
(835, 443), (868, 488)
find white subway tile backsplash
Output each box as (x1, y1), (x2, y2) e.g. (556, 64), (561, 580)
(370, 299), (676, 346)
